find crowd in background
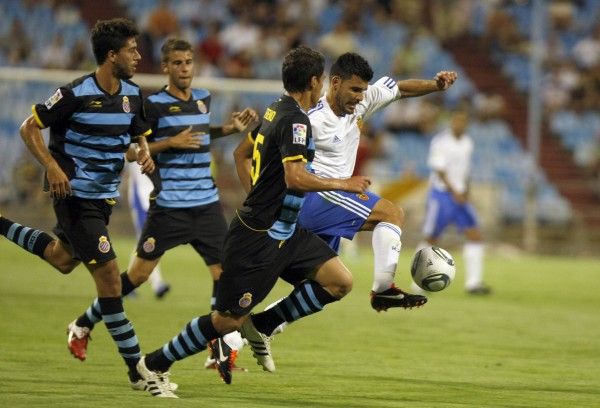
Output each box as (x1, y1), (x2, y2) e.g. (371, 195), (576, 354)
(1, 0), (599, 219)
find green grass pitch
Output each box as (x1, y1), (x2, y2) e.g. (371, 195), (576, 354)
(1, 237), (599, 407)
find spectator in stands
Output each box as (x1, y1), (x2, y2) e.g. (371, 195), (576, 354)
(67, 38), (95, 70)
(147, 0), (179, 38)
(391, 29), (425, 78)
(219, 9), (259, 56)
(197, 21), (224, 67)
(473, 91), (506, 121)
(483, 7), (529, 56)
(430, 0), (474, 42)
(572, 23), (600, 70)
(0, 20), (32, 66)
(318, 20), (358, 59)
(39, 33), (69, 69)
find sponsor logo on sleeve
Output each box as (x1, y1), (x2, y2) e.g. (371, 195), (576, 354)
(44, 89), (63, 109)
(292, 123), (307, 145)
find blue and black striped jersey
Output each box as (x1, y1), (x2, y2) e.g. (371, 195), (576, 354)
(240, 95), (314, 240)
(145, 87), (218, 208)
(32, 73), (150, 199)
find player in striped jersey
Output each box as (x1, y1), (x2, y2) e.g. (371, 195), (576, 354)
(236, 53), (457, 314)
(0, 19), (176, 396)
(417, 110), (491, 295)
(66, 38), (257, 380)
(135, 46), (371, 393)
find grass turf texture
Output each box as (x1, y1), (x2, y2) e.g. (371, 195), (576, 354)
(1, 237), (599, 407)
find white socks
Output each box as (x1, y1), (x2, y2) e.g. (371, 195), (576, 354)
(148, 266), (165, 292)
(223, 331), (246, 351)
(463, 241), (485, 289)
(372, 222), (402, 293)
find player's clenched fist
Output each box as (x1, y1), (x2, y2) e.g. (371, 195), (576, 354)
(345, 175), (371, 194)
(434, 71), (458, 90)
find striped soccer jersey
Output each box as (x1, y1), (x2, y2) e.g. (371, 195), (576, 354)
(240, 95), (313, 240)
(32, 73), (150, 199)
(145, 87), (218, 208)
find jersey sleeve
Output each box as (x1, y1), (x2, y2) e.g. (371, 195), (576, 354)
(248, 123), (261, 143)
(129, 89), (152, 139)
(32, 87), (79, 129)
(360, 76), (402, 120)
(278, 114), (310, 163)
(142, 99), (160, 141)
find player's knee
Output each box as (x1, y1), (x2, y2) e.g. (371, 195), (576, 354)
(212, 311), (245, 334)
(374, 199), (404, 226)
(330, 275), (353, 299)
(54, 262), (77, 275)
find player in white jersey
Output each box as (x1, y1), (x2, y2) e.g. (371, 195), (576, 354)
(235, 52), (457, 312)
(417, 110), (491, 294)
(127, 161), (170, 298)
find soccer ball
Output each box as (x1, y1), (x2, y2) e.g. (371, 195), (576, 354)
(411, 246), (456, 292)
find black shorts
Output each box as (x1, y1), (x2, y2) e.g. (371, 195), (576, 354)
(135, 201), (227, 266)
(52, 196), (116, 264)
(215, 215), (337, 315)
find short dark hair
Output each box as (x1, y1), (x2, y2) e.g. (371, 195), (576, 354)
(161, 38), (193, 63)
(330, 53), (373, 82)
(282, 46), (325, 93)
(91, 18), (139, 65)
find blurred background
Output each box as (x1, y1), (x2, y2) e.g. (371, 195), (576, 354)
(0, 0), (598, 256)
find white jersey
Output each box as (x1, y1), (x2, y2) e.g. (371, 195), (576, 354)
(427, 129), (473, 194)
(309, 76), (401, 178)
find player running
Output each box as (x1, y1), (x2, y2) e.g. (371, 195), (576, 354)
(236, 52), (457, 313)
(0, 19), (166, 396)
(134, 46), (371, 396)
(64, 39), (256, 388)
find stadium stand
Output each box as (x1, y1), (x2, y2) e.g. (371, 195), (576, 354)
(1, 0), (598, 246)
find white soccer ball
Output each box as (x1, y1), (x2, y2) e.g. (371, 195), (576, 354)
(411, 246), (456, 292)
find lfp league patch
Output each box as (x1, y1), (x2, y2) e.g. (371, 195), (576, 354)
(44, 89), (63, 109)
(292, 123), (307, 145)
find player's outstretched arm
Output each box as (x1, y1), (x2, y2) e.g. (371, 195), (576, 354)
(216, 108), (260, 139)
(20, 115), (71, 198)
(398, 71), (458, 98)
(283, 160), (371, 193)
(233, 134), (254, 193)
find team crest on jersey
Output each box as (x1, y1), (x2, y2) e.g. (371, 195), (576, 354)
(44, 89), (63, 109)
(238, 292), (252, 308)
(292, 123), (307, 145)
(357, 116), (364, 130)
(142, 237), (156, 253)
(197, 100), (207, 113)
(122, 96), (130, 113)
(98, 236), (111, 254)
(357, 193), (369, 201)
